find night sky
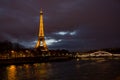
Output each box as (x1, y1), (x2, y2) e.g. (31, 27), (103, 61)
(0, 0), (120, 50)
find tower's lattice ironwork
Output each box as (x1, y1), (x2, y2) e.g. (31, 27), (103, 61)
(35, 10), (48, 51)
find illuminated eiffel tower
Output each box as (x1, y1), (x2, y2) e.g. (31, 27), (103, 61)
(35, 9), (48, 51)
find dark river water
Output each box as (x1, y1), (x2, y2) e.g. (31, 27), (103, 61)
(0, 59), (120, 80)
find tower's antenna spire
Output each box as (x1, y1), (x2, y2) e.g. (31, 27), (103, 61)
(40, 8), (43, 14)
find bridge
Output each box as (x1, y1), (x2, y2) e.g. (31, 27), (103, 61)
(90, 51), (113, 57)
(75, 50), (120, 58)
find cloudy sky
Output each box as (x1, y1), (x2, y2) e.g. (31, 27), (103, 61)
(0, 0), (120, 50)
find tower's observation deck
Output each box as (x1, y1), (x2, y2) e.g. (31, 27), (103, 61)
(35, 10), (48, 51)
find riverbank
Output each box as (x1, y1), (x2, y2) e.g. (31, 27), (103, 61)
(0, 56), (72, 65)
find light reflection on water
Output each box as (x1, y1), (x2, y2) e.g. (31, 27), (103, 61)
(0, 60), (120, 80)
(7, 65), (16, 80)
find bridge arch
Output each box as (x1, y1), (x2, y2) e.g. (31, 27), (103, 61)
(90, 51), (112, 57)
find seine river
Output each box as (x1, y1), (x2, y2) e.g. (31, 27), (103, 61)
(0, 59), (120, 80)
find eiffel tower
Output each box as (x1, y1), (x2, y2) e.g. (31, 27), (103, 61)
(35, 9), (48, 51)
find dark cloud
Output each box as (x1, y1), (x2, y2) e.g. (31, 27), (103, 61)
(0, 0), (120, 50)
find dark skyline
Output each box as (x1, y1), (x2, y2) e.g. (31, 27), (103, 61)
(0, 0), (120, 50)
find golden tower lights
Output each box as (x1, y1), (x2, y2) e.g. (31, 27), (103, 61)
(35, 10), (48, 51)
